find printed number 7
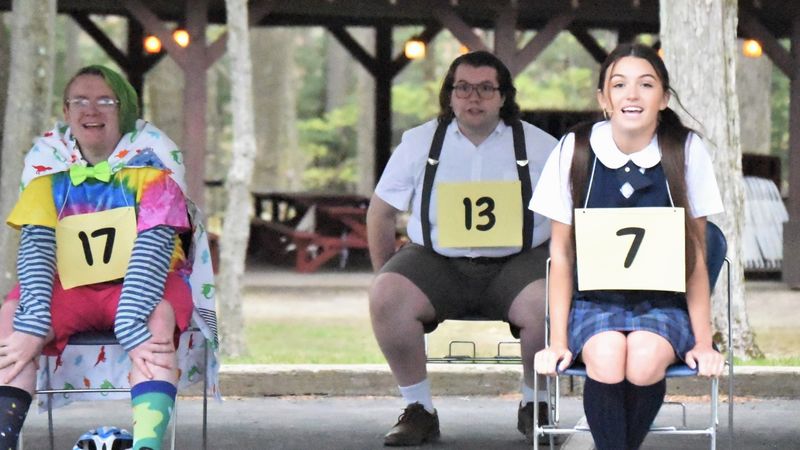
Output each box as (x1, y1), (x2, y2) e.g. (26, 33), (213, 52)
(616, 227), (645, 268)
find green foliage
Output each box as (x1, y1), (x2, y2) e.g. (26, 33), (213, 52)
(392, 80), (440, 130)
(298, 103), (359, 191)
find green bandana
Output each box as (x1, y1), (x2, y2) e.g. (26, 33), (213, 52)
(85, 65), (139, 134)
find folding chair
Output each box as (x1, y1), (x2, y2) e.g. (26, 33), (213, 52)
(24, 327), (210, 450)
(533, 221), (733, 450)
(425, 316), (522, 365)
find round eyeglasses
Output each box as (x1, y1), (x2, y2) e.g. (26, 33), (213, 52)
(452, 82), (501, 99)
(65, 97), (120, 111)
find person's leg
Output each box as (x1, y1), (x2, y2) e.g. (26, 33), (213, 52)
(507, 279), (546, 398)
(129, 301), (179, 450)
(369, 272), (437, 403)
(582, 331), (628, 450)
(624, 331), (675, 450)
(370, 273), (440, 446)
(0, 299), (39, 450)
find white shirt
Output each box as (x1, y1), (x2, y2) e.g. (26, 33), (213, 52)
(530, 121), (724, 224)
(375, 118), (558, 257)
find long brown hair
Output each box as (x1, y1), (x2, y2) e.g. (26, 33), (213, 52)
(569, 43), (701, 277)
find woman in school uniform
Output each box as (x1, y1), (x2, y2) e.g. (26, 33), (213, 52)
(530, 43), (727, 450)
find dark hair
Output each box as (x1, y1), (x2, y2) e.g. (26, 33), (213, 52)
(570, 43), (701, 276)
(437, 51), (520, 124)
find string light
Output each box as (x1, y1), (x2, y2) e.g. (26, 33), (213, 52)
(742, 39), (762, 58)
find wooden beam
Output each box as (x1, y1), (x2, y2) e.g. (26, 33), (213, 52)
(374, 24), (393, 183)
(70, 13), (128, 71)
(432, 4), (489, 52)
(513, 14), (574, 76)
(740, 11), (793, 77)
(390, 23), (443, 76)
(494, 6), (517, 69)
(124, 0), (188, 69)
(783, 12), (800, 287)
(327, 25), (377, 76)
(569, 26), (608, 63)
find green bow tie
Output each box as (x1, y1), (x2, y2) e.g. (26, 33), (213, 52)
(69, 161), (112, 185)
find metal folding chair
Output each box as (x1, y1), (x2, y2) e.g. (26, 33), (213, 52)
(533, 221), (734, 449)
(425, 315), (522, 365)
(24, 328), (209, 450)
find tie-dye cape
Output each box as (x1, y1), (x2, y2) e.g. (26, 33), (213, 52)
(21, 119), (220, 408)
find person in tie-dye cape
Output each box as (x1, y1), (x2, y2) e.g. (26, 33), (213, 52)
(0, 65), (219, 450)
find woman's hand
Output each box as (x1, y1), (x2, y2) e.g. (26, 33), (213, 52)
(685, 343), (725, 377)
(0, 331), (45, 383)
(534, 344), (573, 376)
(128, 337), (176, 380)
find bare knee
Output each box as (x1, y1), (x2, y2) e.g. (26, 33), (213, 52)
(147, 301), (177, 345)
(583, 332), (627, 383)
(0, 300), (19, 338)
(626, 333), (674, 385)
(369, 273), (433, 323)
(507, 279), (546, 330)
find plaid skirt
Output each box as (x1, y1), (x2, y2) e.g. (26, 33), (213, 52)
(567, 292), (695, 361)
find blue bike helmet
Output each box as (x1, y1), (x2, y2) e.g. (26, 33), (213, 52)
(73, 426), (133, 450)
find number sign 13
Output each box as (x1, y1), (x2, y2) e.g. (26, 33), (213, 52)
(574, 207), (686, 292)
(55, 207), (137, 289)
(437, 181), (522, 248)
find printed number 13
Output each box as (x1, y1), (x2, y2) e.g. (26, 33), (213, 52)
(462, 196), (496, 231)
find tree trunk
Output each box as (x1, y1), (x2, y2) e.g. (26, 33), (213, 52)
(0, 15), (10, 174)
(737, 40), (772, 156)
(251, 27), (302, 192)
(325, 33), (350, 112)
(0, 0), (56, 296)
(219, 0), (257, 358)
(145, 58), (184, 148)
(661, 0), (762, 358)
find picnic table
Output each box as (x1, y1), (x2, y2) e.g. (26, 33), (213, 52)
(249, 191), (370, 272)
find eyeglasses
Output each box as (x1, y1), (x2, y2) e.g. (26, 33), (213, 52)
(452, 82), (501, 99)
(65, 97), (120, 111)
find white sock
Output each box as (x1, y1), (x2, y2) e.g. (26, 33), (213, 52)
(399, 379), (434, 413)
(521, 382), (549, 405)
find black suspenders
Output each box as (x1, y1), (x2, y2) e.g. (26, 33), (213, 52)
(420, 119), (534, 251)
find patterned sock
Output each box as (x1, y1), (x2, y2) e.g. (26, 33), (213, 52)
(625, 378), (666, 449)
(583, 377), (627, 450)
(131, 380), (177, 450)
(0, 386), (32, 450)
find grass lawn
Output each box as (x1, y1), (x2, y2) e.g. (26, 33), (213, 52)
(221, 318), (522, 365)
(221, 318), (800, 366)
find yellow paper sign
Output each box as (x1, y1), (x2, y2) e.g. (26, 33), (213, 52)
(574, 207), (685, 292)
(56, 207), (137, 289)
(437, 181), (522, 248)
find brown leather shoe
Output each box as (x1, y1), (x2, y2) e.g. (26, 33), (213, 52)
(384, 402), (440, 446)
(518, 401), (562, 445)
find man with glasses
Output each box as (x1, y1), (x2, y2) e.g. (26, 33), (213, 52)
(368, 51), (558, 446)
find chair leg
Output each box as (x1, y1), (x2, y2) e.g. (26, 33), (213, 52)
(203, 338), (209, 450)
(170, 399), (177, 450)
(45, 357), (54, 450)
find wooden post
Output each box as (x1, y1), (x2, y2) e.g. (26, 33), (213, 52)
(374, 24), (393, 184)
(784, 14), (800, 288)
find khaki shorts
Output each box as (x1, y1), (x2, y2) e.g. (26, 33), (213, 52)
(380, 243), (549, 334)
